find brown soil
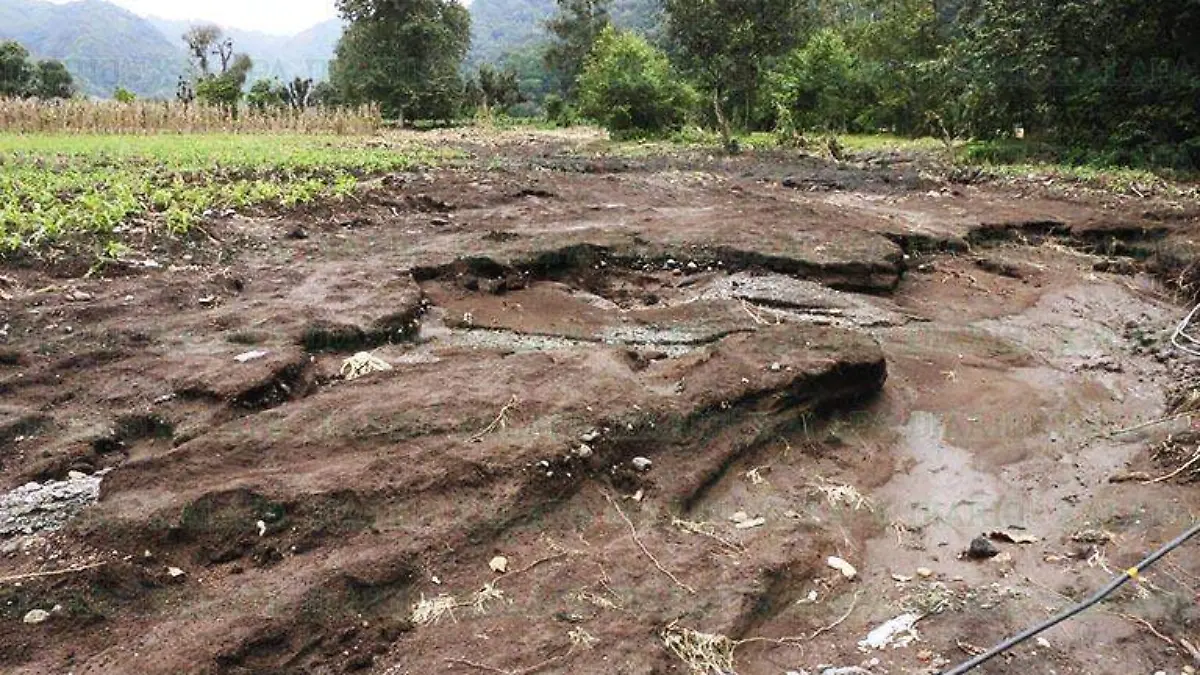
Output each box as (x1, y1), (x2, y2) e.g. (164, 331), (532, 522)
(3, 129), (1200, 675)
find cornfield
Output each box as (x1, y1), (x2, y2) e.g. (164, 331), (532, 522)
(0, 98), (383, 135)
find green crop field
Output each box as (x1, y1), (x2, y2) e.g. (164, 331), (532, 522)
(0, 133), (448, 253)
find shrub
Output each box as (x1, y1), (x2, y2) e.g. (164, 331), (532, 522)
(577, 26), (698, 138)
(543, 94), (576, 127)
(113, 87), (137, 104)
(767, 29), (859, 136)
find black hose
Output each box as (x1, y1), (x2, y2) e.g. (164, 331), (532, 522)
(941, 521), (1200, 675)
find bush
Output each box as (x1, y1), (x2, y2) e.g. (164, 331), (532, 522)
(113, 87), (137, 104)
(543, 94), (576, 127)
(767, 29), (859, 136)
(577, 27), (698, 138)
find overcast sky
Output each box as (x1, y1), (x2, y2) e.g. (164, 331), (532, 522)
(51, 0), (342, 35)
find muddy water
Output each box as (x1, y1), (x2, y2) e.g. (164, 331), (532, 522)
(883, 411), (1006, 553)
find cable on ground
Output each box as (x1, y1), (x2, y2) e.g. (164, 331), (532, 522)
(941, 521), (1200, 675)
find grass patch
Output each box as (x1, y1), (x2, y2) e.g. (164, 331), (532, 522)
(0, 133), (448, 253)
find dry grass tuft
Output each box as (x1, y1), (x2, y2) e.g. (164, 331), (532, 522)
(810, 477), (874, 512)
(661, 622), (737, 674)
(0, 98), (381, 134)
(411, 594), (459, 626)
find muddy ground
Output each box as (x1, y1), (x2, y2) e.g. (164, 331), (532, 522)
(3, 129), (1200, 675)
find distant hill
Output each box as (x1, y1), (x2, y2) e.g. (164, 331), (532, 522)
(467, 0), (662, 65)
(0, 0), (342, 100)
(0, 0), (187, 99)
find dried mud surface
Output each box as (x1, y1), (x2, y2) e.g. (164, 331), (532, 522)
(3, 130), (1200, 675)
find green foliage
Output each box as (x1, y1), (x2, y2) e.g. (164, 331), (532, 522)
(247, 79), (286, 111)
(0, 41), (35, 98)
(113, 87), (137, 104)
(768, 29), (858, 134)
(0, 40), (73, 100)
(577, 27), (698, 138)
(543, 93), (576, 126)
(32, 60), (74, 99)
(331, 0), (471, 122)
(0, 134), (446, 253)
(544, 0), (612, 97)
(466, 64), (526, 115)
(664, 0), (813, 131)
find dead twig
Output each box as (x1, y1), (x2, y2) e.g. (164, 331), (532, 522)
(445, 650), (569, 675)
(1144, 447), (1200, 484)
(0, 561), (108, 585)
(734, 591), (861, 655)
(740, 299), (769, 326)
(673, 518), (745, 553)
(1180, 637), (1200, 664)
(506, 552), (570, 579)
(1115, 613), (1175, 646)
(470, 395), (519, 443)
(604, 492), (695, 595)
(806, 591), (861, 640)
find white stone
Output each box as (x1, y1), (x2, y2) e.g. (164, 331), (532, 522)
(23, 609), (50, 624)
(631, 457), (652, 472)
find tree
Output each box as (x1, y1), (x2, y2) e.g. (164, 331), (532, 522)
(664, 0), (814, 133)
(768, 29), (861, 135)
(114, 87), (137, 104)
(247, 78), (286, 110)
(544, 0), (612, 97)
(330, 0), (471, 122)
(577, 26), (698, 137)
(33, 60), (74, 99)
(0, 41), (35, 98)
(181, 27), (253, 111)
(183, 25), (223, 77)
(471, 64), (525, 114)
(195, 54), (253, 109)
(310, 81), (340, 107)
(283, 77), (314, 109)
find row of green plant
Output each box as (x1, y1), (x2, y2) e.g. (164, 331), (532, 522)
(0, 134), (445, 252)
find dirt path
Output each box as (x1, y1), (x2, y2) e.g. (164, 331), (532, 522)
(2, 131), (1200, 675)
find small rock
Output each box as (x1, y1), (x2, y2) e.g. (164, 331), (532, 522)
(234, 350), (269, 364)
(770, 362), (783, 372)
(256, 520), (267, 537)
(575, 444), (593, 459)
(729, 511), (750, 524)
(168, 566), (186, 578)
(631, 457), (653, 472)
(916, 567), (934, 578)
(735, 517), (766, 530)
(827, 556), (858, 580)
(489, 556), (508, 574)
(198, 295), (216, 306)
(22, 609), (50, 624)
(67, 471), (88, 481)
(988, 530), (1039, 545)
(1036, 637), (1051, 649)
(1071, 529), (1114, 545)
(966, 536), (1000, 560)
(581, 431), (600, 443)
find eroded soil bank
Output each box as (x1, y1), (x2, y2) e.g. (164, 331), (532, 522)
(3, 131), (1200, 675)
